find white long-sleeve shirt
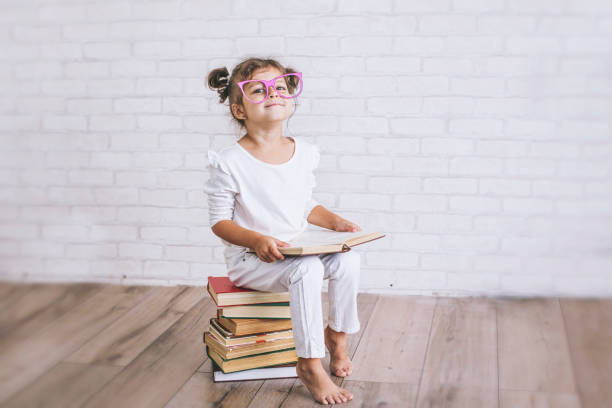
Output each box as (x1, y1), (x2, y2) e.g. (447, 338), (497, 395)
(203, 136), (320, 264)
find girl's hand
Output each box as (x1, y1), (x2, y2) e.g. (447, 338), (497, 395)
(334, 218), (362, 233)
(252, 235), (291, 263)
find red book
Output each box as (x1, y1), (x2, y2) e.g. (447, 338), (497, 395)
(207, 276), (289, 307)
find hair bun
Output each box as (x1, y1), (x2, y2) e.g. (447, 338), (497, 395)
(207, 67), (231, 103)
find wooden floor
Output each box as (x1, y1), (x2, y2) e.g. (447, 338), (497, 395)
(0, 283), (610, 408)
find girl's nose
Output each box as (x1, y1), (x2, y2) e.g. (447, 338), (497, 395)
(268, 85), (280, 98)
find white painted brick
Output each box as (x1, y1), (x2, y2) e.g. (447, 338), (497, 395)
(391, 233), (440, 252)
(159, 133), (211, 150)
(423, 178), (477, 194)
(88, 79), (135, 96)
(46, 152), (90, 169)
(397, 76), (449, 95)
(63, 24), (107, 41)
(450, 157), (503, 176)
(339, 117), (388, 134)
(132, 152), (182, 169)
(341, 35), (393, 55)
(447, 272), (499, 292)
(365, 57), (420, 74)
(421, 138), (474, 156)
(501, 237), (550, 254)
(368, 177), (420, 194)
(394, 157), (448, 175)
(394, 194), (447, 212)
(366, 138), (419, 156)
(419, 15), (477, 34)
(42, 225), (88, 240)
(117, 207), (160, 223)
(110, 133), (158, 150)
(473, 216), (526, 233)
(90, 260), (141, 279)
(479, 179), (531, 196)
(0, 224), (38, 239)
(119, 243), (163, 259)
(391, 118), (446, 135)
(68, 170), (113, 186)
(365, 251), (418, 268)
(319, 173), (368, 192)
(21, 206), (70, 222)
(503, 198), (554, 215)
(311, 98), (365, 115)
(158, 171), (206, 188)
(114, 98), (161, 113)
(83, 42), (131, 60)
(473, 255), (521, 273)
(47, 187), (95, 205)
(186, 227), (220, 245)
(423, 57), (474, 74)
(89, 115), (135, 131)
(505, 158), (555, 177)
(45, 259), (90, 278)
(339, 76), (395, 96)
(20, 170), (66, 186)
(136, 78), (182, 95)
(67, 99), (113, 114)
(476, 140), (528, 157)
(339, 155), (392, 172)
(65, 243), (116, 259)
(450, 196), (501, 213)
(450, 77), (505, 97)
(367, 98), (421, 115)
(416, 214), (472, 232)
(143, 260), (189, 278)
(338, 194), (391, 210)
(165, 245), (212, 262)
(478, 16), (536, 34)
(94, 188), (139, 205)
(530, 142), (581, 158)
(532, 180), (582, 197)
(500, 274), (553, 295)
(440, 234), (499, 254)
(137, 115), (182, 131)
(71, 207), (116, 223)
(90, 152), (132, 169)
(422, 97), (474, 115)
(421, 253), (471, 270)
(91, 225), (138, 241)
(139, 189), (186, 206)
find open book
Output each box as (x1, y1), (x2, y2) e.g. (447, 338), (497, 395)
(247, 228), (385, 256)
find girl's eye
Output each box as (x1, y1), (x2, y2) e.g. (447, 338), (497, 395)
(277, 86), (286, 90)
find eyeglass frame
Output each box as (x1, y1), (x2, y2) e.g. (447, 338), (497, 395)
(236, 72), (303, 104)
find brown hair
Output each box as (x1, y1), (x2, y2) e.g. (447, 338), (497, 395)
(207, 57), (300, 131)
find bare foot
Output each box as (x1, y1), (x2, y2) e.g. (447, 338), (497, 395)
(324, 326), (353, 377)
(297, 358), (353, 405)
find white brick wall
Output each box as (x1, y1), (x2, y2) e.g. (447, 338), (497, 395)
(1, 0), (611, 296)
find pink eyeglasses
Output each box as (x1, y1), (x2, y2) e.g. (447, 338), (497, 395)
(237, 72), (303, 104)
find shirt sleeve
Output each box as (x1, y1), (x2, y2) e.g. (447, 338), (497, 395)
(203, 150), (239, 228)
(304, 144), (321, 219)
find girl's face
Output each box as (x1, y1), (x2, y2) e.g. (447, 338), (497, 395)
(231, 67), (295, 125)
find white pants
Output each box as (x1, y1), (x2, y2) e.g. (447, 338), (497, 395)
(226, 250), (361, 358)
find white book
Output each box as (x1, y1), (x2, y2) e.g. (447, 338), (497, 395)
(213, 365), (297, 382)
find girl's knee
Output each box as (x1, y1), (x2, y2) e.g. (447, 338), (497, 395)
(332, 251), (360, 271)
(289, 256), (324, 286)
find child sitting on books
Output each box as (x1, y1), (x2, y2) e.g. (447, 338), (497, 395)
(204, 57), (361, 405)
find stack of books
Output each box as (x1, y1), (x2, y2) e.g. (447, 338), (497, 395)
(204, 276), (298, 382)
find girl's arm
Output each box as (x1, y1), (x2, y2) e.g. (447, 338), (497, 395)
(211, 220), (262, 249)
(307, 205), (361, 232)
(212, 220), (290, 263)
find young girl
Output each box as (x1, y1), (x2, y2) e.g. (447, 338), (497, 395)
(204, 57), (361, 405)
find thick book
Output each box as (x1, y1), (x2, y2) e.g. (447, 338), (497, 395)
(213, 363), (297, 382)
(246, 228), (386, 256)
(207, 276), (289, 307)
(206, 346), (298, 374)
(209, 318), (293, 347)
(217, 303), (291, 319)
(217, 316), (293, 336)
(205, 331), (295, 360)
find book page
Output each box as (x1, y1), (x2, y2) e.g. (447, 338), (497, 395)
(286, 228), (377, 248)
